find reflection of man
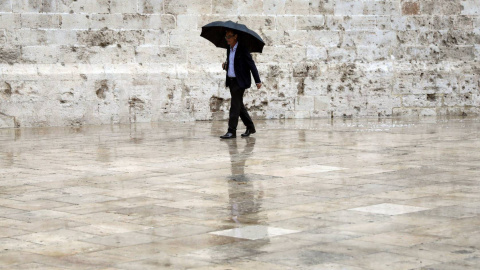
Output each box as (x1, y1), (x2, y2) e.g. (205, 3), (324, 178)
(223, 137), (264, 225)
(220, 29), (262, 139)
(225, 137), (256, 179)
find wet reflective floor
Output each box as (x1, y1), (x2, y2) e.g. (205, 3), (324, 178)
(1, 117), (480, 269)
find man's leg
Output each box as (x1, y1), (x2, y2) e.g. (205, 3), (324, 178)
(239, 102), (254, 130)
(227, 81), (243, 133)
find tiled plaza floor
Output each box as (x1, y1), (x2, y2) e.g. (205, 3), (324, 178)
(0, 117), (480, 269)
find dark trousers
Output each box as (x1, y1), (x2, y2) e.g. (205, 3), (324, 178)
(228, 78), (254, 133)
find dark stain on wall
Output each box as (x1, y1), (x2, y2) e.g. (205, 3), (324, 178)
(1, 82), (12, 97)
(95, 80), (109, 99)
(297, 78), (305, 95)
(427, 94), (437, 102)
(0, 47), (21, 65)
(210, 96), (228, 112)
(340, 64), (357, 83)
(78, 27), (115, 47)
(129, 97), (145, 110)
(402, 2), (420, 15)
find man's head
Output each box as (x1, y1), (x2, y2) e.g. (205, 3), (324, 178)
(225, 29), (238, 48)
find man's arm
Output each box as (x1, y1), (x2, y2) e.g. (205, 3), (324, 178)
(243, 49), (261, 87)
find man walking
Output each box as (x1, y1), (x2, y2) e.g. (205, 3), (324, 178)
(220, 29), (262, 139)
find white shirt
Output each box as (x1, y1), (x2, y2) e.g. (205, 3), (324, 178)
(228, 42), (238, 78)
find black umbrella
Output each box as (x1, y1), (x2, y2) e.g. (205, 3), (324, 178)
(200, 20), (265, 53)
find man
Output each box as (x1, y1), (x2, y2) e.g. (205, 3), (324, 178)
(220, 29), (262, 139)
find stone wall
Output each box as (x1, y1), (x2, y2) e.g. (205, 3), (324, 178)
(0, 0), (479, 128)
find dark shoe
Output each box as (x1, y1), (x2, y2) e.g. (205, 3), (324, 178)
(220, 132), (236, 139)
(241, 128), (256, 137)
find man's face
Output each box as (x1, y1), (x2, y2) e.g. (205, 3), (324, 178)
(225, 31), (237, 46)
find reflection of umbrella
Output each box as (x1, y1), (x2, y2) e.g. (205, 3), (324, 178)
(200, 20), (265, 53)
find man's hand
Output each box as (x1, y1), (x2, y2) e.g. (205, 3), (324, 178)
(222, 62), (226, 70)
(256, 83), (262, 89)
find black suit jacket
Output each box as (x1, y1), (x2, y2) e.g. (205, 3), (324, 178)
(225, 44), (261, 89)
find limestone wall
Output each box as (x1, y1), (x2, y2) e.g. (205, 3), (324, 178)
(0, 0), (479, 128)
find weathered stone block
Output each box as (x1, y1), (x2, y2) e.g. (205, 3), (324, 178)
(285, 0), (310, 15)
(264, 0), (286, 15)
(89, 46), (136, 64)
(13, 0), (56, 13)
(293, 110), (311, 118)
(89, 14), (123, 30)
(402, 94), (442, 107)
(395, 30), (418, 45)
(437, 106), (480, 116)
(309, 0), (335, 15)
(150, 15), (176, 30)
(402, 1), (420, 15)
(431, 15), (474, 31)
(212, 0), (237, 15)
(110, 0), (137, 14)
(439, 46), (475, 61)
(296, 15), (325, 30)
(260, 30), (283, 47)
(0, 46), (22, 65)
(0, 0), (11, 12)
(122, 14), (151, 29)
(326, 47), (356, 63)
(12, 30), (75, 47)
(61, 14), (90, 30)
(169, 30), (203, 47)
(57, 0), (111, 14)
(138, 0), (164, 14)
(295, 95), (314, 111)
(293, 63), (321, 78)
(308, 30), (340, 47)
(391, 16), (432, 31)
(0, 30), (5, 45)
(282, 30), (308, 47)
(421, 0), (463, 15)
(22, 46), (62, 64)
(0, 14), (21, 30)
(275, 15), (295, 31)
(144, 30), (169, 46)
(187, 46), (224, 66)
(334, 1), (364, 16)
(314, 96), (330, 111)
(238, 0), (263, 15)
(376, 16), (392, 30)
(165, 0), (210, 15)
(306, 46), (327, 60)
(257, 47), (305, 63)
(1, 64), (39, 81)
(235, 16), (276, 31)
(77, 28), (117, 47)
(0, 112), (15, 129)
(350, 16), (378, 31)
(456, 74), (479, 94)
(21, 14), (62, 29)
(356, 46), (391, 62)
(364, 0), (401, 15)
(417, 30), (476, 46)
(343, 31), (396, 47)
(176, 15), (198, 31)
(461, 0), (480, 15)
(135, 46), (187, 64)
(419, 108), (437, 116)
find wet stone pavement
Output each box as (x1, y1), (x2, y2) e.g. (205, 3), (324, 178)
(0, 117), (480, 270)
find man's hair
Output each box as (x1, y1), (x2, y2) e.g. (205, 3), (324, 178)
(226, 29), (239, 36)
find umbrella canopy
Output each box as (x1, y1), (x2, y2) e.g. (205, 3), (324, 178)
(200, 20), (265, 53)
